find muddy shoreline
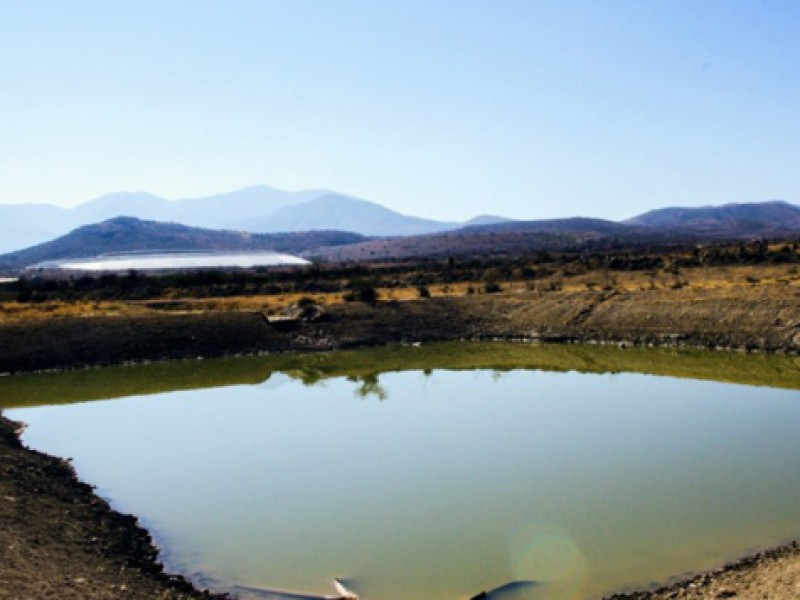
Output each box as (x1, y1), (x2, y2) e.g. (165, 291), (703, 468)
(605, 541), (800, 599)
(0, 414), (226, 599)
(2, 290), (799, 598)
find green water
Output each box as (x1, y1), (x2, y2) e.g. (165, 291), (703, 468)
(3, 342), (800, 600)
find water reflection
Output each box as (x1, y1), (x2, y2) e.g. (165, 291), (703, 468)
(348, 374), (388, 401)
(2, 341), (799, 411)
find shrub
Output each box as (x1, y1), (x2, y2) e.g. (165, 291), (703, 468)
(344, 280), (379, 303)
(16, 289), (33, 303)
(297, 296), (316, 308)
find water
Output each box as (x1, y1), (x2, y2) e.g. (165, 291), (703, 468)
(29, 250), (309, 271)
(3, 343), (800, 600)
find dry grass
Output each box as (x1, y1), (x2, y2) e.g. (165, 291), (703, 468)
(2, 264), (799, 323)
(556, 264), (800, 293)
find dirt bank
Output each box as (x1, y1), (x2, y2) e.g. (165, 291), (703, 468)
(0, 414), (226, 599)
(1, 287), (799, 373)
(605, 542), (800, 599)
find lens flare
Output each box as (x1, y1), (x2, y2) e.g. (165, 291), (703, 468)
(511, 522), (587, 598)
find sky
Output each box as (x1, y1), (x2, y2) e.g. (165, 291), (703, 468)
(0, 0), (798, 221)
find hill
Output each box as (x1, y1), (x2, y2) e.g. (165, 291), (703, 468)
(230, 193), (462, 236)
(0, 217), (365, 271)
(4, 197), (800, 268)
(307, 217), (678, 262)
(457, 217), (640, 235)
(462, 215), (513, 227)
(626, 200), (800, 237)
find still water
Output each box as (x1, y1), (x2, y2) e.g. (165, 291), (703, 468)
(3, 343), (800, 600)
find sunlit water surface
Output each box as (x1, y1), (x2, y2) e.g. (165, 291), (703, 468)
(5, 348), (800, 600)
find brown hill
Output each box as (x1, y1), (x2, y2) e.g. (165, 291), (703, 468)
(0, 217), (366, 271)
(626, 200), (800, 237)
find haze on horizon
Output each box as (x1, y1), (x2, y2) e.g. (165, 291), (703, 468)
(1, 1), (798, 222)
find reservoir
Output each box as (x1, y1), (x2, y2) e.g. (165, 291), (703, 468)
(2, 343), (800, 600)
(28, 250), (310, 271)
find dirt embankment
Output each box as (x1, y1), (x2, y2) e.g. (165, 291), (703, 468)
(1, 287), (799, 373)
(605, 542), (800, 599)
(0, 415), (225, 599)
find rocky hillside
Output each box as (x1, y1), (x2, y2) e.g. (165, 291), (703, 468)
(0, 217), (365, 270)
(626, 200), (800, 237)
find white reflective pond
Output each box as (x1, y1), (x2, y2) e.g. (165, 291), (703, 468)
(28, 251), (309, 271)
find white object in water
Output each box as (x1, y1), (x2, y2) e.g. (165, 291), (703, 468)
(333, 578), (359, 599)
(233, 577), (360, 599)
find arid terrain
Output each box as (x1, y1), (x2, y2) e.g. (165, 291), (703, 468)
(2, 263), (799, 373)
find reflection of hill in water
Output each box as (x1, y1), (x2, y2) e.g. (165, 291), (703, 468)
(1, 341), (799, 409)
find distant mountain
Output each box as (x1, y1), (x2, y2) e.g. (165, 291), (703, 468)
(0, 217), (365, 271)
(311, 203), (800, 263)
(462, 215), (514, 227)
(0, 185), (329, 253)
(307, 218), (657, 262)
(69, 191), (173, 225)
(626, 201), (800, 238)
(457, 217), (639, 236)
(3, 188), (799, 260)
(233, 194), (461, 237)
(161, 186), (329, 228)
(69, 185), (330, 228)
(0, 204), (69, 254)
(0, 187), (491, 253)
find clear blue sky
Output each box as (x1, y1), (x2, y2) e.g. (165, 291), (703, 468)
(1, 0), (798, 220)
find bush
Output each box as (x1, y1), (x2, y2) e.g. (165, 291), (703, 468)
(417, 285), (431, 298)
(344, 280), (379, 303)
(297, 296), (316, 308)
(484, 282), (502, 294)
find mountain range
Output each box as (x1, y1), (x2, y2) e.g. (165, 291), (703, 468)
(309, 200), (800, 262)
(1, 191), (799, 271)
(0, 186), (508, 254)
